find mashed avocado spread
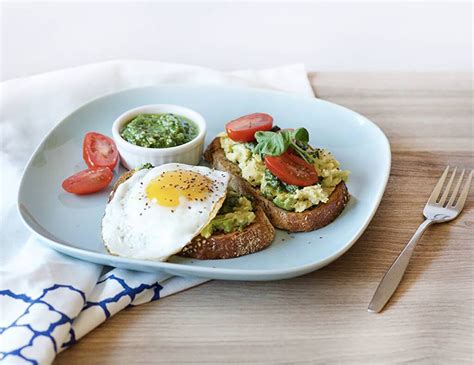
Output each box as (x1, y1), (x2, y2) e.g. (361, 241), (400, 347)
(200, 192), (256, 238)
(121, 113), (198, 148)
(220, 134), (349, 212)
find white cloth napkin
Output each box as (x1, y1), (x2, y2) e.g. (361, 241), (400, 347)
(0, 60), (314, 364)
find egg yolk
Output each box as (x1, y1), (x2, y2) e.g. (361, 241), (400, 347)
(146, 170), (213, 207)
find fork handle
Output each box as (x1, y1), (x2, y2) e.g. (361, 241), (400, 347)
(368, 219), (434, 313)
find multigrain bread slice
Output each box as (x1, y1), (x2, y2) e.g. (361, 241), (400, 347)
(179, 205), (274, 259)
(108, 169), (275, 260)
(203, 137), (350, 232)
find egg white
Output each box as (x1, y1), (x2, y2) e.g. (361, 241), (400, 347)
(102, 163), (230, 261)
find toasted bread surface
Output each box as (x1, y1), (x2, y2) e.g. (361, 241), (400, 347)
(180, 205), (275, 259)
(108, 168), (275, 259)
(203, 137), (350, 232)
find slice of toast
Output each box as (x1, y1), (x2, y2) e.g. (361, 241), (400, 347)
(203, 137), (350, 232)
(179, 205), (274, 259)
(108, 168), (275, 260)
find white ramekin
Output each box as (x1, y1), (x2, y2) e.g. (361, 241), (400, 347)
(112, 104), (207, 169)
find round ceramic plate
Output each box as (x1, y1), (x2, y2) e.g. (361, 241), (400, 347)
(18, 85), (390, 281)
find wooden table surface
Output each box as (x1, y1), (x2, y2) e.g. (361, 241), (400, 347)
(56, 72), (473, 364)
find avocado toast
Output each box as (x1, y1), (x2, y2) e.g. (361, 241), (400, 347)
(109, 168), (275, 259)
(204, 113), (350, 232)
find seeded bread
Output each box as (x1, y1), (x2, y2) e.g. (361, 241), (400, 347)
(108, 168), (275, 260)
(179, 205), (274, 259)
(203, 137), (350, 232)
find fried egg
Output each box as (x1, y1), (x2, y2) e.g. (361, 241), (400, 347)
(102, 163), (230, 261)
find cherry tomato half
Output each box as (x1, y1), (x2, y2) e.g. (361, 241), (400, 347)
(264, 151), (319, 187)
(225, 113), (273, 142)
(83, 132), (119, 170)
(62, 167), (113, 195)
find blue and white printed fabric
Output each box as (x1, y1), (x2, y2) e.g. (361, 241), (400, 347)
(0, 238), (207, 364)
(0, 238), (208, 364)
(0, 61), (314, 364)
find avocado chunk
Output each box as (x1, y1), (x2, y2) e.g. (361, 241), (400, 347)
(273, 193), (297, 211)
(200, 192), (256, 238)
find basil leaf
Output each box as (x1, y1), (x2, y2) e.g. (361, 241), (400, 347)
(280, 130), (292, 146)
(254, 128), (310, 159)
(266, 133), (286, 156)
(292, 128), (309, 144)
(255, 131), (287, 156)
(254, 131), (274, 143)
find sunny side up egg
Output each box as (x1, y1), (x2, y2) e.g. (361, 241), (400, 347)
(102, 163), (230, 261)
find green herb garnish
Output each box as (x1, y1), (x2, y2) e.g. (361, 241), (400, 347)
(253, 127), (314, 163)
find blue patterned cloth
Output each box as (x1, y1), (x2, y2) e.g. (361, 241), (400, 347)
(0, 239), (208, 364)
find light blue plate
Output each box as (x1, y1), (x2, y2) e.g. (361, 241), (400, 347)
(18, 85), (390, 281)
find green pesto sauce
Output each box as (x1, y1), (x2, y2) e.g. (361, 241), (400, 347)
(120, 113), (198, 148)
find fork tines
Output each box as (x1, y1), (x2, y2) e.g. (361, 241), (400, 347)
(428, 166), (473, 209)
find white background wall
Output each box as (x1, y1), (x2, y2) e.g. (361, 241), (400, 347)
(1, 1), (472, 81)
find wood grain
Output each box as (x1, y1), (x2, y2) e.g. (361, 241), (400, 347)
(55, 72), (473, 364)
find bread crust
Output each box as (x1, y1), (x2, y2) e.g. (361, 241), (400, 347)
(108, 168), (275, 260)
(203, 137), (350, 232)
(180, 205), (275, 259)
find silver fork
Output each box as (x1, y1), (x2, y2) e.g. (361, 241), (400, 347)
(368, 166), (473, 313)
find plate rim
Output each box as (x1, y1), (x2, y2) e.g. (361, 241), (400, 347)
(17, 84), (391, 280)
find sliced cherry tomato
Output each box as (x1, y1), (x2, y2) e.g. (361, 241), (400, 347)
(264, 151), (319, 187)
(225, 113), (273, 142)
(83, 132), (118, 170)
(62, 167), (113, 195)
